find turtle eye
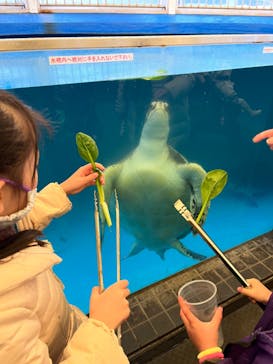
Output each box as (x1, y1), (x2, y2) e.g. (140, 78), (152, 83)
(189, 196), (197, 216)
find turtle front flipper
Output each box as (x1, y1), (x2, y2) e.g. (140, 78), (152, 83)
(171, 239), (206, 261)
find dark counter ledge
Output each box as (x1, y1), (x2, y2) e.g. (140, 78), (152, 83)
(121, 230), (273, 363)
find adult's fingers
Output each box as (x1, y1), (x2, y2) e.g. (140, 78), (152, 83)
(252, 129), (273, 143)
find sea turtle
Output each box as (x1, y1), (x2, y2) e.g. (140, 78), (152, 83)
(103, 101), (208, 260)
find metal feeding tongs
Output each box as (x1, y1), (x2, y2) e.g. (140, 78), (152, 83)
(94, 190), (122, 342)
(174, 199), (265, 310)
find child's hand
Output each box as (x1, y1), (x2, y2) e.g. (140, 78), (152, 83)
(60, 163), (105, 195)
(237, 278), (272, 304)
(253, 129), (273, 150)
(89, 280), (130, 330)
(178, 296), (223, 352)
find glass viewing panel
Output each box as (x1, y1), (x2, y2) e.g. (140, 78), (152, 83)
(12, 66), (273, 312)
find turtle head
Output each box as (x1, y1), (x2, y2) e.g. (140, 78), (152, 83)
(189, 194), (210, 226)
(141, 101), (170, 142)
(178, 162), (209, 226)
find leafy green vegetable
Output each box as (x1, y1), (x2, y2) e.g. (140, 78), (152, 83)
(76, 132), (98, 167)
(142, 69), (168, 81)
(142, 75), (168, 81)
(76, 132), (112, 227)
(195, 169), (228, 224)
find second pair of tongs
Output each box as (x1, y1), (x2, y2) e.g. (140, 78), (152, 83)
(94, 190), (122, 341)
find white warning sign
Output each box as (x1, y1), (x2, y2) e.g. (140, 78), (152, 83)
(263, 47), (273, 54)
(49, 53), (134, 65)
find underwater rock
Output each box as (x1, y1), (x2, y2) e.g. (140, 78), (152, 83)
(103, 101), (207, 260)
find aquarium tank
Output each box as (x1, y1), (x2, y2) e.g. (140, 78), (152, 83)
(12, 66), (273, 313)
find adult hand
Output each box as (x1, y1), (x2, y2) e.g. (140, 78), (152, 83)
(60, 163), (105, 195)
(237, 278), (272, 305)
(178, 296), (223, 352)
(253, 129), (273, 150)
(89, 280), (130, 330)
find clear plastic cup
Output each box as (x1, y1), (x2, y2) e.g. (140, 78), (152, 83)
(178, 279), (224, 346)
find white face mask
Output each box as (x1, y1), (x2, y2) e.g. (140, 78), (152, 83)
(0, 188), (37, 229)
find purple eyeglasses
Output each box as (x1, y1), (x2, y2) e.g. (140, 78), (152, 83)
(0, 177), (31, 192)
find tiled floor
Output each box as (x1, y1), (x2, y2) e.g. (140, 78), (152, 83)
(120, 230), (273, 363)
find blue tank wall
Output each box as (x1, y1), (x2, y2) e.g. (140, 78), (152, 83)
(0, 13), (273, 37)
(1, 42), (273, 89)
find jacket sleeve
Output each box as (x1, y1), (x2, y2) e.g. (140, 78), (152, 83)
(254, 292), (273, 331)
(205, 359), (234, 363)
(61, 319), (129, 364)
(0, 296), (53, 364)
(17, 182), (72, 232)
(0, 284), (129, 364)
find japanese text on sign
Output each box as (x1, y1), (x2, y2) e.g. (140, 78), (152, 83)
(49, 53), (134, 65)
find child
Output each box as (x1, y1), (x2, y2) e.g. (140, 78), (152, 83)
(178, 278), (273, 363)
(0, 90), (130, 363)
